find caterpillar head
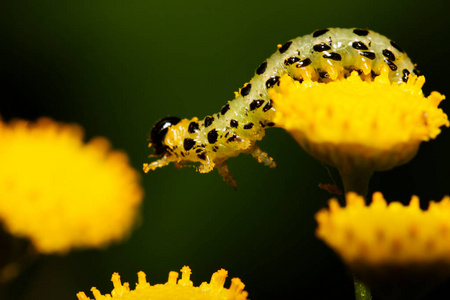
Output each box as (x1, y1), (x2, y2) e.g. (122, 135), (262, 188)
(150, 116), (181, 156)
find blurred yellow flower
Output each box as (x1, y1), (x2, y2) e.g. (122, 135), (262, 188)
(0, 118), (143, 254)
(316, 192), (450, 265)
(269, 69), (448, 179)
(77, 266), (249, 300)
(316, 192), (450, 297)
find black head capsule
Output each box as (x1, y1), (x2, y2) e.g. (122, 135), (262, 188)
(150, 116), (181, 155)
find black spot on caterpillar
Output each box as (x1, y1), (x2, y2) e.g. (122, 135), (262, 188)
(144, 28), (415, 189)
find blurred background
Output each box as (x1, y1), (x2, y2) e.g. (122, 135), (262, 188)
(1, 0), (449, 299)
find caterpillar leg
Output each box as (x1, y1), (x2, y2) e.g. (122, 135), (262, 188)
(216, 161), (237, 190)
(197, 155), (215, 174)
(196, 155), (236, 189)
(143, 156), (172, 173)
(250, 145), (277, 168)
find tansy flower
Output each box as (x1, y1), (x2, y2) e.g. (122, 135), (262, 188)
(0, 118), (143, 254)
(76, 266), (249, 300)
(269, 69), (448, 194)
(316, 192), (450, 298)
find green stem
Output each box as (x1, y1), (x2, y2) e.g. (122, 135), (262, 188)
(339, 168), (372, 197)
(354, 276), (372, 300)
(339, 167), (373, 300)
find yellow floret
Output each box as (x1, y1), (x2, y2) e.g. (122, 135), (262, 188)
(76, 266), (248, 300)
(0, 118), (143, 254)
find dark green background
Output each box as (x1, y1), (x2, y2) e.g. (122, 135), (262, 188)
(1, 0), (450, 299)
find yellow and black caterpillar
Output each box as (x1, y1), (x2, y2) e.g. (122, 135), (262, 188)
(144, 28), (416, 188)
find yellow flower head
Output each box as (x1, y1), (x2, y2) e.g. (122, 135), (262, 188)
(316, 192), (450, 297)
(0, 118), (143, 254)
(76, 266), (249, 300)
(316, 192), (450, 265)
(269, 69), (448, 174)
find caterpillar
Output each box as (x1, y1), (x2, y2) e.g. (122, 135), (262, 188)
(144, 28), (417, 188)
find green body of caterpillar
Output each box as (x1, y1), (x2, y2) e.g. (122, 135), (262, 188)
(144, 28), (416, 188)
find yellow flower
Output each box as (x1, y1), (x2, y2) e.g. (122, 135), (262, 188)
(76, 266), (249, 300)
(0, 118), (143, 254)
(316, 192), (450, 297)
(269, 69), (448, 192)
(316, 192), (450, 265)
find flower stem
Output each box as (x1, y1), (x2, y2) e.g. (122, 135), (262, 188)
(354, 276), (372, 300)
(339, 168), (372, 198)
(339, 167), (373, 300)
